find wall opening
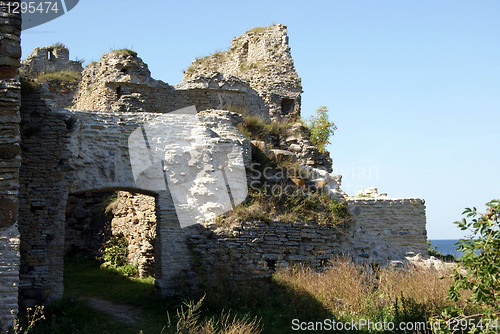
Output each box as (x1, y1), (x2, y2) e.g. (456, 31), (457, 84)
(48, 49), (55, 61)
(281, 98), (295, 116)
(64, 190), (157, 279)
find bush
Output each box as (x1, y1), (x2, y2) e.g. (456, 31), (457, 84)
(307, 106), (337, 153)
(431, 200), (500, 333)
(99, 234), (128, 268)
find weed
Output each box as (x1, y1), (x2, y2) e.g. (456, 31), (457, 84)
(74, 57), (85, 65)
(10, 305), (45, 334)
(51, 42), (66, 49)
(99, 234), (128, 268)
(247, 27), (267, 34)
(110, 48), (138, 57)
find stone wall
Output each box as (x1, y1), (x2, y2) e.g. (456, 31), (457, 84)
(183, 25), (302, 121)
(184, 197), (427, 284)
(73, 53), (268, 117)
(345, 198), (428, 262)
(187, 220), (345, 285)
(109, 191), (156, 277)
(20, 46), (83, 75)
(71, 47), (331, 171)
(18, 90), (71, 309)
(17, 106), (250, 298)
(64, 191), (114, 257)
(74, 25), (303, 123)
(0, 1), (21, 329)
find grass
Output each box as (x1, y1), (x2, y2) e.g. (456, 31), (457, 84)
(13, 299), (130, 334)
(13, 255), (477, 334)
(51, 42), (66, 49)
(218, 185), (351, 228)
(273, 256), (467, 330)
(110, 48), (138, 57)
(35, 70), (81, 83)
(236, 114), (293, 142)
(247, 26), (268, 34)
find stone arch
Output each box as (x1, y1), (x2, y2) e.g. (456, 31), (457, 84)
(64, 110), (194, 296)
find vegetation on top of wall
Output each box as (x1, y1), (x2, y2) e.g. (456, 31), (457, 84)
(218, 185), (351, 228)
(246, 26), (269, 34)
(110, 48), (138, 57)
(237, 114), (293, 142)
(35, 70), (81, 83)
(51, 42), (66, 49)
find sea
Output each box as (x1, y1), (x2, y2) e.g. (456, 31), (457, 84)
(430, 239), (463, 258)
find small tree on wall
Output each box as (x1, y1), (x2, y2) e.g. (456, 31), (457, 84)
(307, 106), (337, 153)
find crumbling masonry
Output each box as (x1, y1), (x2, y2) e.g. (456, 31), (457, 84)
(0, 13), (428, 329)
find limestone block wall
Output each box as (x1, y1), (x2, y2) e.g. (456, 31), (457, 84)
(345, 198), (429, 263)
(37, 80), (79, 110)
(20, 46), (83, 75)
(183, 24), (303, 121)
(73, 53), (269, 118)
(64, 191), (114, 257)
(17, 106), (250, 298)
(0, 2), (21, 329)
(186, 220), (345, 285)
(184, 198), (428, 285)
(18, 92), (71, 308)
(110, 191), (156, 277)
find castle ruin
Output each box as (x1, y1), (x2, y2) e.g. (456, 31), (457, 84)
(0, 6), (428, 329)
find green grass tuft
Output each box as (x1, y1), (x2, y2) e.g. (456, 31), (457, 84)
(51, 42), (66, 49)
(110, 48), (138, 57)
(35, 70), (81, 83)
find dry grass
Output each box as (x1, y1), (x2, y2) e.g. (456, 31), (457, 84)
(170, 296), (262, 334)
(216, 186), (351, 228)
(110, 48), (138, 57)
(377, 265), (457, 312)
(273, 256), (461, 320)
(35, 70), (81, 83)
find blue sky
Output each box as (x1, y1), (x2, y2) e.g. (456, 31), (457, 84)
(20, 0), (500, 239)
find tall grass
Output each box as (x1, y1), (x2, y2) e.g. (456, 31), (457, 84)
(273, 256), (461, 325)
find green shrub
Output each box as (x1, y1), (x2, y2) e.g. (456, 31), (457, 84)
(307, 106), (337, 153)
(431, 200), (500, 333)
(99, 234), (128, 268)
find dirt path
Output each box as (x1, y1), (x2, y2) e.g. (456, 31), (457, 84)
(79, 296), (144, 325)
